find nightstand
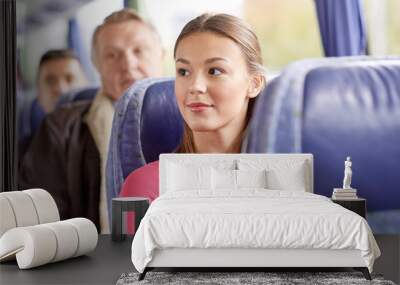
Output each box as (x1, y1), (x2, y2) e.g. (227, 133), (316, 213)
(331, 197), (366, 218)
(112, 197), (150, 242)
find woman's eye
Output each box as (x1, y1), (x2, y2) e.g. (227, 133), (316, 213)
(177, 68), (189, 76)
(208, 68), (222, 76)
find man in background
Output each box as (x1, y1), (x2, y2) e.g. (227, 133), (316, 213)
(19, 9), (164, 233)
(37, 49), (88, 113)
(18, 49), (88, 155)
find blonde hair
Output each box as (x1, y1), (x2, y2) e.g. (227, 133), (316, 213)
(91, 8), (159, 63)
(174, 13), (266, 153)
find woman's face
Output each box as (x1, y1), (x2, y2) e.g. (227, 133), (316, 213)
(174, 32), (258, 134)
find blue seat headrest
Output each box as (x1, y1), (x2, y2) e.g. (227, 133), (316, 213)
(57, 87), (99, 106)
(140, 80), (184, 162)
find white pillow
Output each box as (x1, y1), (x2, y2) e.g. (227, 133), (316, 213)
(236, 169), (267, 189)
(167, 162), (212, 191)
(266, 163), (306, 191)
(238, 159), (307, 191)
(211, 168), (268, 190)
(212, 168), (236, 190)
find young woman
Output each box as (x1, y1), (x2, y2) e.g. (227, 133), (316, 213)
(120, 13), (266, 206)
(174, 13), (266, 153)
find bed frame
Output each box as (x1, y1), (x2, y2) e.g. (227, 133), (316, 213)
(138, 154), (371, 281)
(140, 248), (370, 280)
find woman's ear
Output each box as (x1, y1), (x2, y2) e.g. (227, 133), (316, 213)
(247, 74), (265, 98)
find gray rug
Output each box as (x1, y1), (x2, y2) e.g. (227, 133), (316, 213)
(116, 271), (396, 285)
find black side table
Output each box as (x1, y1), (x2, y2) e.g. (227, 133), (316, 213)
(331, 198), (366, 218)
(112, 197), (149, 242)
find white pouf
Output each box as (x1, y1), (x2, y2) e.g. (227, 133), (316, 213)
(42, 221), (79, 262)
(65, 218), (98, 257)
(0, 218), (98, 269)
(0, 226), (57, 268)
(0, 191), (39, 227)
(23, 188), (60, 223)
(0, 189), (60, 239)
(0, 196), (17, 237)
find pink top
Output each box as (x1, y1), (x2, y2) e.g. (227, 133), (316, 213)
(120, 160), (160, 201)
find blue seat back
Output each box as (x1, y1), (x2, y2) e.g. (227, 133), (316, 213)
(118, 79), (183, 179)
(302, 62), (400, 212)
(106, 78), (178, 207)
(18, 86), (99, 151)
(247, 57), (400, 215)
(57, 86), (99, 106)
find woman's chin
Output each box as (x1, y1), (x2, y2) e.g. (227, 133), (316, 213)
(188, 123), (216, 132)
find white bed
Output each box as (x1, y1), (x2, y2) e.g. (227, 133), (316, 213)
(131, 154), (380, 280)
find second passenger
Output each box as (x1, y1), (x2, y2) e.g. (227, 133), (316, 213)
(19, 9), (165, 233)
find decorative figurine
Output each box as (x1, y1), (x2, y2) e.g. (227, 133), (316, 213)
(332, 156), (357, 199)
(342, 156), (353, 189)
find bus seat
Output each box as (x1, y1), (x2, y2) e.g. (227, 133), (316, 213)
(57, 86), (99, 106)
(304, 59), (400, 233)
(19, 86), (99, 141)
(106, 78), (178, 212)
(247, 56), (400, 233)
(18, 86), (99, 157)
(303, 59), (400, 210)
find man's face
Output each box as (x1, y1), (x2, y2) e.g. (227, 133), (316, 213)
(38, 58), (87, 113)
(94, 20), (164, 101)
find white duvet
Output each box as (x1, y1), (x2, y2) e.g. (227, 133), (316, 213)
(131, 190), (380, 273)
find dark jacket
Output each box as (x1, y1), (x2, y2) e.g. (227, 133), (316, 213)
(19, 101), (101, 230)
(18, 97), (46, 159)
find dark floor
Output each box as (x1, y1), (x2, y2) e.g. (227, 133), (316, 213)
(373, 235), (400, 284)
(0, 235), (399, 285)
(0, 235), (134, 285)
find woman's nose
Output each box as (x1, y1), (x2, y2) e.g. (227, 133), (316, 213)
(189, 73), (207, 94)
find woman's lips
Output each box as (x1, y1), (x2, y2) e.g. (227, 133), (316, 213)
(186, 102), (213, 112)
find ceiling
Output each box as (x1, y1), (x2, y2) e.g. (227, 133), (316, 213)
(17, 0), (93, 34)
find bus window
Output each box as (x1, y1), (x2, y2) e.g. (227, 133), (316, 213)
(364, 0), (400, 55)
(138, 0), (322, 75)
